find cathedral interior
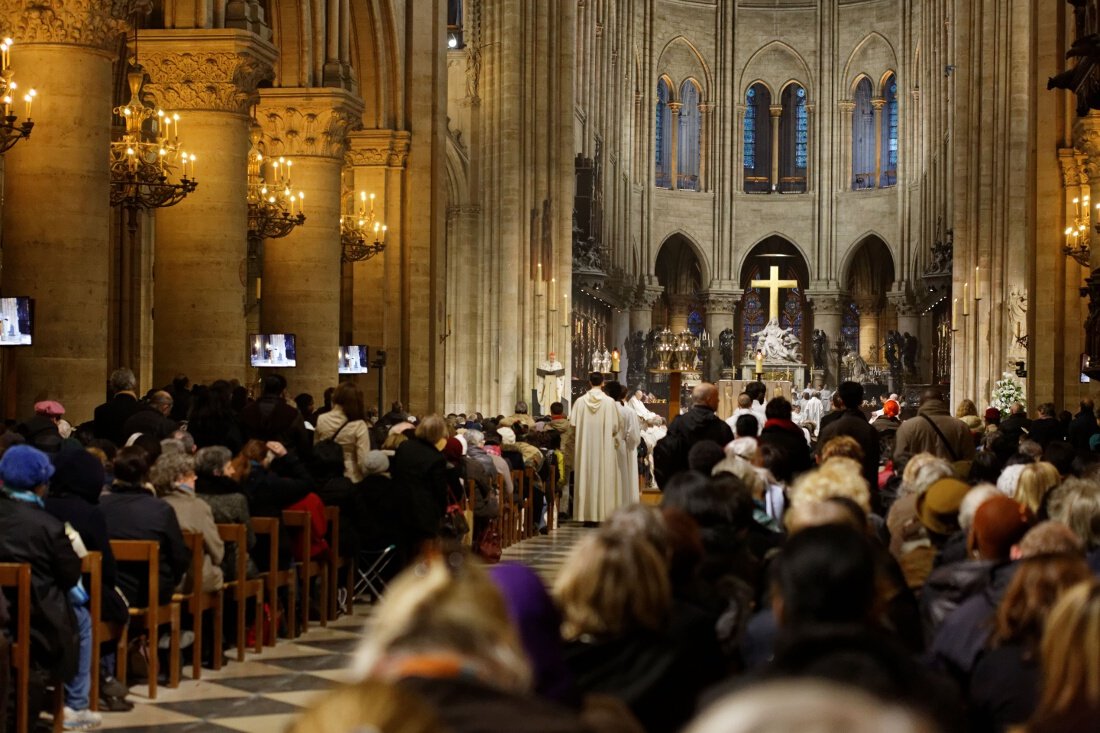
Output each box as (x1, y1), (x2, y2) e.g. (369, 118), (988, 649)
(0, 0), (1093, 419)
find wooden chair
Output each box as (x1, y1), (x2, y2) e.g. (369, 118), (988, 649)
(522, 467), (537, 539)
(250, 517), (298, 643)
(172, 532), (223, 680)
(111, 540), (181, 699)
(546, 458), (559, 532)
(323, 507), (355, 620)
(217, 524), (264, 661)
(281, 510), (330, 633)
(0, 562), (64, 733)
(80, 552), (103, 713)
(502, 471), (519, 548)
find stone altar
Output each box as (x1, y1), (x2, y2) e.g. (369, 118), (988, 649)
(719, 378), (794, 421)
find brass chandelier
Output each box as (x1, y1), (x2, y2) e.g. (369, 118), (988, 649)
(341, 190), (387, 262)
(0, 38), (36, 154)
(1064, 194), (1095, 268)
(246, 122), (305, 240)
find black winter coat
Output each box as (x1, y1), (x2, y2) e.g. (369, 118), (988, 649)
(390, 437), (448, 541)
(44, 494), (129, 625)
(1067, 409), (1100, 456)
(758, 419), (813, 483)
(654, 406), (734, 488)
(121, 405), (179, 442)
(240, 397), (312, 457)
(0, 493), (81, 678)
(100, 482), (189, 606)
(1027, 417), (1063, 448)
(92, 393), (141, 447)
(818, 410), (882, 490)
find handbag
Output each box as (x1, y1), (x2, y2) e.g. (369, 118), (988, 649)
(441, 485), (470, 538)
(475, 521), (503, 563)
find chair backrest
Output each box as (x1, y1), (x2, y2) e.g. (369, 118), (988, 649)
(81, 551), (103, 624)
(322, 506), (340, 560)
(179, 531), (203, 602)
(110, 540), (160, 611)
(250, 517), (281, 577)
(216, 523), (248, 588)
(281, 510), (312, 564)
(0, 562), (31, 667)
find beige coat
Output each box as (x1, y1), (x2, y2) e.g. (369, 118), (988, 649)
(315, 406), (373, 483)
(163, 490), (225, 593)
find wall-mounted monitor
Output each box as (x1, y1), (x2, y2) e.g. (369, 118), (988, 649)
(339, 345), (369, 374)
(0, 297), (33, 346)
(251, 333), (297, 368)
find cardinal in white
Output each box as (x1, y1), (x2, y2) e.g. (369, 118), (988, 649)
(570, 372), (621, 522)
(537, 351), (565, 412)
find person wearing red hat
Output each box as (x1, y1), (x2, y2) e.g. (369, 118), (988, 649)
(928, 495), (1035, 684)
(872, 399), (902, 462)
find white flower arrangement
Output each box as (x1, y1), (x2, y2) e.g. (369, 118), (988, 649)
(990, 371), (1026, 413)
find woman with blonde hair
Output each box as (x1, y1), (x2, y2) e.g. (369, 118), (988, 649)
(352, 549), (585, 732)
(788, 458), (871, 516)
(289, 679), (444, 733)
(957, 399), (983, 431)
(1017, 579), (1100, 732)
(555, 528), (715, 733)
(1013, 462), (1061, 515)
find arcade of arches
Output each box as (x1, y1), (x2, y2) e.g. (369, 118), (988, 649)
(0, 0), (1093, 421)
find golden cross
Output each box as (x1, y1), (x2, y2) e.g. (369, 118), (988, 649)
(751, 265), (799, 323)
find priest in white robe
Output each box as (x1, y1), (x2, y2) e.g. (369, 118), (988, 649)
(537, 352), (565, 413)
(608, 383), (641, 505)
(570, 372), (621, 522)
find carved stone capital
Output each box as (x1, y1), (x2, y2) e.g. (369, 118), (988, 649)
(888, 292), (918, 317)
(139, 30), (277, 115)
(769, 104), (784, 118)
(346, 129), (412, 168)
(256, 87), (364, 159)
(871, 97), (886, 110)
(807, 292), (846, 316)
(632, 285), (664, 310)
(837, 100), (856, 113)
(1060, 146), (1089, 187)
(1074, 111), (1100, 183)
(1, 0), (151, 52)
(703, 290), (742, 314)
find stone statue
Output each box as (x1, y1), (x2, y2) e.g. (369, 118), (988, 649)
(902, 332), (919, 374)
(753, 319), (802, 364)
(812, 329), (827, 370)
(718, 327), (736, 369)
(845, 351), (869, 383)
(884, 330), (902, 372)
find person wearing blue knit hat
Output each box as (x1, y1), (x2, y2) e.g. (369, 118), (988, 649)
(0, 444), (102, 729)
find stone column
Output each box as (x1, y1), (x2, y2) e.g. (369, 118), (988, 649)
(808, 294), (845, 386)
(698, 102), (712, 192)
(838, 101), (855, 190)
(704, 289), (741, 382)
(630, 282), (664, 334)
(668, 101), (682, 190)
(857, 296), (881, 364)
(142, 30), (276, 387)
(666, 294), (694, 332)
(769, 104), (783, 190)
(256, 88), (363, 399)
(0, 2), (143, 420)
(871, 97), (885, 188)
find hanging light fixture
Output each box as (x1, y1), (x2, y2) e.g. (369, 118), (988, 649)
(0, 37), (37, 153)
(340, 190), (386, 262)
(109, 26), (197, 224)
(1063, 194), (1094, 267)
(246, 121), (305, 240)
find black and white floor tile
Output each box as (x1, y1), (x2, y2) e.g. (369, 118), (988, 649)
(99, 524), (591, 731)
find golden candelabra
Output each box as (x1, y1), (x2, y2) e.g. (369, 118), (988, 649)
(0, 38), (36, 154)
(340, 190), (387, 262)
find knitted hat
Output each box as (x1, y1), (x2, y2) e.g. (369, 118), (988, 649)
(969, 494), (1034, 560)
(497, 427), (517, 446)
(362, 450), (389, 476)
(442, 437), (464, 463)
(50, 449), (106, 504)
(883, 400), (900, 418)
(33, 400), (65, 417)
(916, 477), (970, 536)
(0, 445), (55, 491)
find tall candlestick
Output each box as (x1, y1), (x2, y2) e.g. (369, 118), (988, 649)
(975, 266), (981, 300)
(962, 283), (969, 315)
(952, 298), (958, 330)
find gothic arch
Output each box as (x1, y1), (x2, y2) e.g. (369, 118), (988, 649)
(849, 72), (874, 98)
(839, 234), (897, 294)
(739, 41), (813, 104)
(735, 232), (811, 282)
(350, 0), (401, 127)
(655, 35), (712, 99)
(779, 78), (810, 100)
(652, 230), (712, 287)
(842, 31), (899, 94)
(878, 69), (898, 96)
(741, 78), (774, 99)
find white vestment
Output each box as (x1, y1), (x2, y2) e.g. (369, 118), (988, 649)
(802, 397), (824, 428)
(570, 388), (621, 522)
(617, 403), (641, 505)
(538, 359), (565, 411)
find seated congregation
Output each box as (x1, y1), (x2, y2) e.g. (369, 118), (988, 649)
(4, 369), (1100, 733)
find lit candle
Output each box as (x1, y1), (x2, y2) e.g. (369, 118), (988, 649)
(369, 192), (375, 214)
(1, 95), (10, 117)
(755, 350), (764, 374)
(24, 89), (34, 118)
(298, 191), (304, 215)
(975, 266), (980, 300)
(952, 297), (958, 330)
(172, 113), (180, 140)
(962, 283), (969, 315)
(611, 349), (621, 372)
(256, 277), (262, 300)
(381, 225), (387, 243)
(551, 277), (557, 302)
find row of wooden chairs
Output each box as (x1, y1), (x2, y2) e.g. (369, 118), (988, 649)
(0, 563), (64, 733)
(496, 459), (560, 550)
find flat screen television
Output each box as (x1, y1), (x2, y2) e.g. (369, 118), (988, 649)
(250, 333), (297, 368)
(0, 297), (33, 346)
(339, 345), (369, 374)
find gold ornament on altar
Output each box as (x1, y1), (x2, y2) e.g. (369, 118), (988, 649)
(0, 38), (36, 153)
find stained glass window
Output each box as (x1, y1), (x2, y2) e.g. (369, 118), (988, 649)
(841, 301), (861, 356)
(744, 87), (756, 170)
(779, 84), (808, 193)
(881, 73), (898, 187)
(687, 310), (704, 337)
(741, 290), (765, 358)
(796, 87), (808, 169)
(656, 79), (671, 188)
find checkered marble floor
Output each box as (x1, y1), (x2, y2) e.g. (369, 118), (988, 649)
(97, 524), (591, 731)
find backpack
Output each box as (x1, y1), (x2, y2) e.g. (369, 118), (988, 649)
(315, 420), (352, 466)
